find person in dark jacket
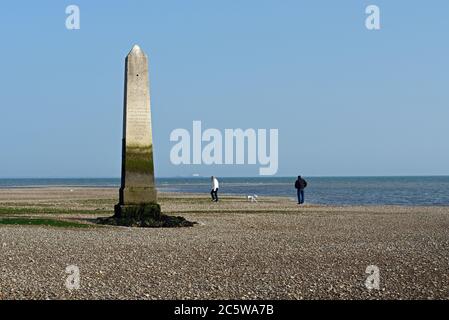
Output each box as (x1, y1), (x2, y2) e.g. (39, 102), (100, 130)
(294, 175), (308, 204)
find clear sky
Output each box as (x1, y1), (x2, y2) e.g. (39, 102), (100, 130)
(0, 1), (448, 178)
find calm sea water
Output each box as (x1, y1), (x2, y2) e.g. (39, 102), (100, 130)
(1, 177), (448, 206)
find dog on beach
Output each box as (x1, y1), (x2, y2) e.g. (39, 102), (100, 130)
(247, 195), (258, 202)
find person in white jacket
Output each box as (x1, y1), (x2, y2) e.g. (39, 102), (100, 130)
(210, 176), (219, 202)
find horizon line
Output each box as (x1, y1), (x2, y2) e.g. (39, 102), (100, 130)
(1, 175), (449, 179)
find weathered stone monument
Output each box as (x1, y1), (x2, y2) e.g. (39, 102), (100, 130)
(117, 45), (157, 208)
(100, 44), (193, 227)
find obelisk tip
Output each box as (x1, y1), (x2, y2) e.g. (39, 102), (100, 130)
(128, 44), (145, 56)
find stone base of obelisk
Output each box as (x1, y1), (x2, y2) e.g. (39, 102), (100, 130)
(97, 203), (195, 228)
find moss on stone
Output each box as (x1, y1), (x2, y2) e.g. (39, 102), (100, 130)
(125, 145), (154, 175)
(97, 203), (195, 228)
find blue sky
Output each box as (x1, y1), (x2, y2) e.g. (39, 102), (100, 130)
(0, 1), (448, 178)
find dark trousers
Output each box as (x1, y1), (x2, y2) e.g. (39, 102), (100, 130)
(211, 188), (219, 201)
(297, 189), (304, 204)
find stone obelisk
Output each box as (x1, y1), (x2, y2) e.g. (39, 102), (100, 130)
(114, 44), (159, 219)
(97, 44), (192, 227)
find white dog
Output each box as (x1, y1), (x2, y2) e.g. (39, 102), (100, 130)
(247, 195), (258, 202)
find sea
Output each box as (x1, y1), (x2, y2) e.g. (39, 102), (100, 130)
(1, 176), (449, 206)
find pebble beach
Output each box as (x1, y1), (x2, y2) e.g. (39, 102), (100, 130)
(0, 187), (448, 300)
